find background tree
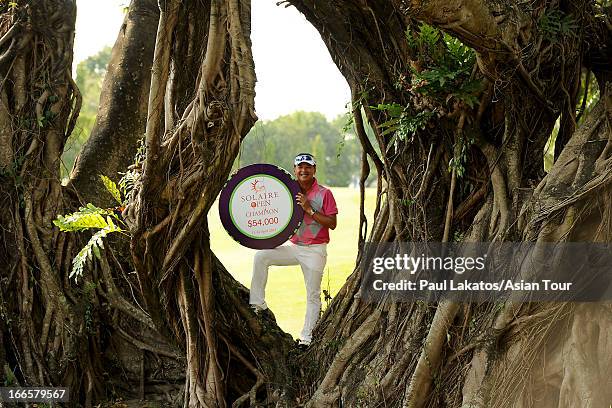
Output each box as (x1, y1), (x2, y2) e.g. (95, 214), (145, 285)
(68, 0), (159, 206)
(238, 111), (365, 186)
(0, 0), (98, 398)
(61, 46), (111, 177)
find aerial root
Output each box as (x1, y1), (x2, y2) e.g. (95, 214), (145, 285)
(403, 300), (460, 408)
(306, 309), (381, 407)
(223, 335), (265, 408)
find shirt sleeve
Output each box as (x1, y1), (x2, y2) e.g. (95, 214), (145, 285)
(322, 189), (338, 215)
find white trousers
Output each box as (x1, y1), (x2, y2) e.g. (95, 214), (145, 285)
(250, 243), (327, 342)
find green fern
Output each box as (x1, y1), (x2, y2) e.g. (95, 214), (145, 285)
(406, 23), (441, 50)
(118, 169), (139, 199)
(404, 23), (480, 106)
(70, 217), (123, 279)
(418, 23), (441, 48)
(117, 138), (145, 199)
(443, 33), (474, 69)
(100, 175), (122, 205)
(372, 103), (435, 144)
(539, 10), (578, 42)
(54, 174), (129, 280)
(54, 203), (115, 231)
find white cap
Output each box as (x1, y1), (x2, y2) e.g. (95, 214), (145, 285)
(294, 153), (316, 166)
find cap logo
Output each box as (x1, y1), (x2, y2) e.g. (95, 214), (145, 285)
(294, 154), (316, 165)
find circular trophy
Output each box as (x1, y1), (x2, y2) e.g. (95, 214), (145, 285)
(219, 164), (303, 249)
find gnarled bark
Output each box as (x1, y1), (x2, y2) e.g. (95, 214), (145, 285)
(283, 1), (611, 407)
(0, 0), (98, 399)
(68, 0), (159, 206)
(127, 1), (294, 406)
(0, 2), (183, 404)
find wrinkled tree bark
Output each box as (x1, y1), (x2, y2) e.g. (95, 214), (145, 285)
(68, 0), (159, 206)
(0, 0), (100, 399)
(282, 1), (612, 407)
(124, 0), (610, 405)
(127, 0), (294, 406)
(0, 1), (182, 404)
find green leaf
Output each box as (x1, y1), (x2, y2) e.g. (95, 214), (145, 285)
(405, 27), (417, 49)
(539, 10), (578, 41)
(371, 103), (404, 120)
(118, 169), (140, 199)
(92, 243), (101, 260)
(70, 222), (123, 279)
(100, 175), (122, 205)
(379, 117), (401, 129)
(381, 125), (399, 136)
(385, 133), (399, 151)
(53, 204), (113, 232)
(418, 23), (440, 47)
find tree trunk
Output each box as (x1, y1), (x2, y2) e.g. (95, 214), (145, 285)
(0, 1), (182, 404)
(0, 0), (92, 395)
(282, 1), (612, 407)
(127, 1), (295, 406)
(68, 0), (159, 206)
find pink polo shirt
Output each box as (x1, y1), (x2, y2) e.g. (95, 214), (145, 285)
(291, 179), (338, 245)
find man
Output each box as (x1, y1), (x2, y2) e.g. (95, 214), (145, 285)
(249, 153), (338, 347)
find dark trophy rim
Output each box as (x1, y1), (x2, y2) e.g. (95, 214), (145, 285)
(219, 163), (303, 250)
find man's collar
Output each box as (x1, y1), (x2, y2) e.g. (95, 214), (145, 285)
(300, 177), (318, 194)
(307, 178), (319, 193)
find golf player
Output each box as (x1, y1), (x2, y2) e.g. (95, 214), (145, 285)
(249, 153), (338, 347)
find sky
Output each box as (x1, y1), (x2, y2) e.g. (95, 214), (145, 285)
(74, 0), (351, 121)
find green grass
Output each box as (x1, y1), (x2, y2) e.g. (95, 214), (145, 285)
(208, 187), (376, 337)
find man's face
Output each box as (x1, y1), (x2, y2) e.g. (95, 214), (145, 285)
(294, 162), (316, 183)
